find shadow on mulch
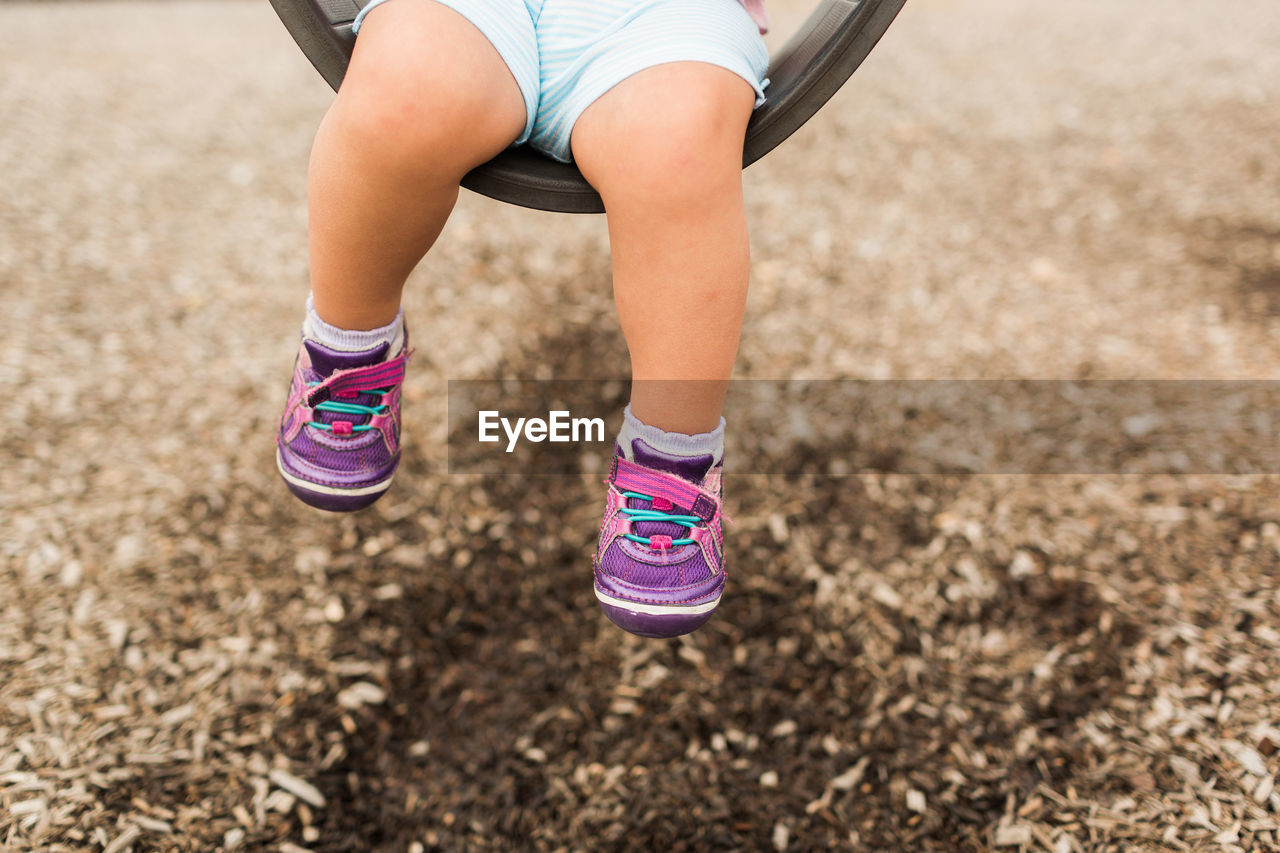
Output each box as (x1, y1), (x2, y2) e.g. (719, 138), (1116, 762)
(267, 319), (1145, 852)
(1186, 217), (1280, 319)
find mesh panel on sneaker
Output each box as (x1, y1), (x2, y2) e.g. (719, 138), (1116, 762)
(599, 543), (709, 587)
(287, 429), (390, 475)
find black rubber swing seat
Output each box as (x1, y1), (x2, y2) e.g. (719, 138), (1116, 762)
(268, 0), (907, 213)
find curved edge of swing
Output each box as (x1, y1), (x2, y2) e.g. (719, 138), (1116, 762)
(267, 0), (352, 92)
(266, 0), (909, 214)
(462, 150), (608, 215)
(743, 0), (908, 167)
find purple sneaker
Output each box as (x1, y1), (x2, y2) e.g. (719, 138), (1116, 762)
(276, 333), (410, 512)
(594, 440), (726, 639)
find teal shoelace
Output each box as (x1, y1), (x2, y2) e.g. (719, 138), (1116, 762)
(620, 491), (699, 547)
(306, 382), (389, 433)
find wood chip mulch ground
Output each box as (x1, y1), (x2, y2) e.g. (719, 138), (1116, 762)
(4, 0), (1280, 850)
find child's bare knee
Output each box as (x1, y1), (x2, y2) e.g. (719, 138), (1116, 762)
(619, 123), (741, 210)
(332, 11), (524, 176)
(329, 77), (507, 177)
(577, 68), (753, 209)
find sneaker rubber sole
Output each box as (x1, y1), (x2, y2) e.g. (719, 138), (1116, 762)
(275, 448), (394, 512)
(593, 587), (722, 639)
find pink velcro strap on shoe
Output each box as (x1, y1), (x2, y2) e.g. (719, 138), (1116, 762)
(306, 352), (409, 407)
(609, 456), (719, 521)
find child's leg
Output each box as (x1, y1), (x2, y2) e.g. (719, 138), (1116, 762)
(278, 0), (528, 512)
(570, 62), (756, 435)
(307, 0), (527, 330)
(573, 62), (755, 638)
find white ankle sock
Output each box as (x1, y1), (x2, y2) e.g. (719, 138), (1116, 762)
(303, 295), (404, 353)
(616, 404), (725, 464)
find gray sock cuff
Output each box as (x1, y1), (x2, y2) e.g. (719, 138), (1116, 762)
(618, 404), (725, 463)
(304, 295), (404, 353)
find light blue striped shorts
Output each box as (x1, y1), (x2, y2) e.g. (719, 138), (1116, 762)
(352, 0), (769, 163)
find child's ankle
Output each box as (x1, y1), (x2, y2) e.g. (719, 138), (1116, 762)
(303, 294), (404, 353)
(616, 404), (724, 477)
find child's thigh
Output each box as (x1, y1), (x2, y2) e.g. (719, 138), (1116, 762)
(349, 0), (541, 147)
(530, 0), (769, 164)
